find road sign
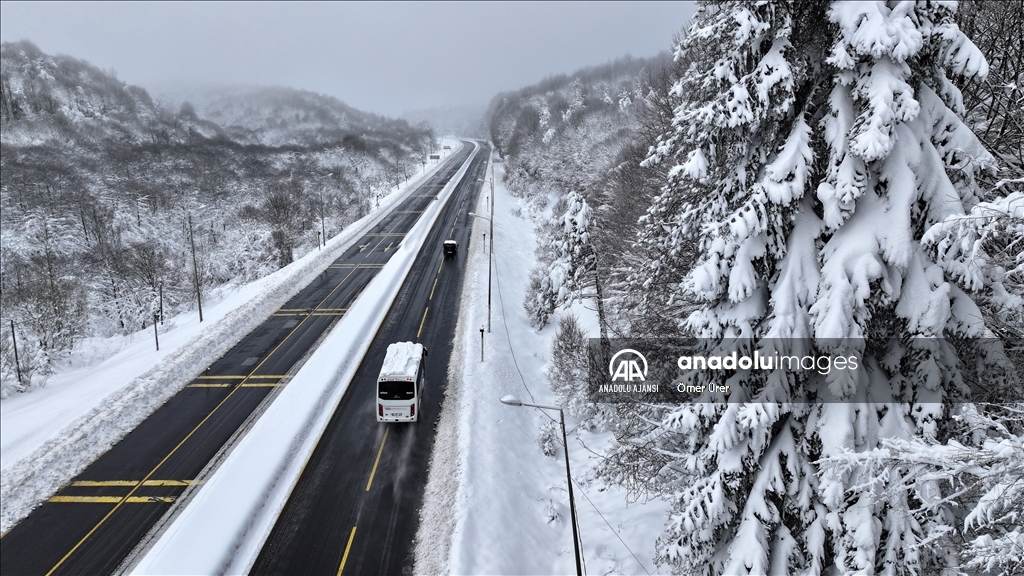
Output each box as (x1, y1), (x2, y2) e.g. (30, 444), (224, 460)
(443, 146), (451, 150)
(430, 154), (440, 160)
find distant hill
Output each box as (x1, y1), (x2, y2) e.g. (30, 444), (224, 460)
(159, 84), (427, 148)
(0, 41), (433, 393)
(487, 53), (670, 196)
(0, 40), (209, 146)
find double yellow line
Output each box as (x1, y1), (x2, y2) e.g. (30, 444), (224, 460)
(41, 193), (430, 576)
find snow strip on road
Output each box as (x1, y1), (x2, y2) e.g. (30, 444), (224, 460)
(0, 141), (464, 534)
(129, 142), (480, 575)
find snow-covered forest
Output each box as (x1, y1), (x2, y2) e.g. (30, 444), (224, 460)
(0, 41), (434, 396)
(490, 1), (1023, 573)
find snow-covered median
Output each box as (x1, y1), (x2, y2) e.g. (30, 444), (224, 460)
(0, 140), (464, 534)
(129, 142), (479, 575)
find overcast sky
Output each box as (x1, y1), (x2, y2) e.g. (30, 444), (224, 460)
(0, 1), (696, 117)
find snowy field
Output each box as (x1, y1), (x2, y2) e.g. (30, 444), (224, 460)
(0, 139), (464, 534)
(415, 158), (670, 575)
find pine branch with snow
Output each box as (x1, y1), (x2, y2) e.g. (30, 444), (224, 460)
(610, 1), (1022, 573)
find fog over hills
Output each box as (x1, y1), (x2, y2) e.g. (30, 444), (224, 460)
(402, 104), (488, 139)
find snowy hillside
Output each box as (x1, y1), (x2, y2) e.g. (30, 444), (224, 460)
(158, 84), (429, 148)
(0, 41), (435, 396)
(489, 2), (1022, 574)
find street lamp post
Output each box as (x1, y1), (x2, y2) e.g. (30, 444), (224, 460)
(468, 212), (492, 332)
(500, 395), (583, 576)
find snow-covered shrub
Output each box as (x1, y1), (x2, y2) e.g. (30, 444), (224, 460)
(548, 314), (591, 420)
(537, 419), (561, 458)
(524, 270), (552, 329)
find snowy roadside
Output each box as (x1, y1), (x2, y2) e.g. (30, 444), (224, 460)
(0, 139), (464, 534)
(415, 154), (669, 575)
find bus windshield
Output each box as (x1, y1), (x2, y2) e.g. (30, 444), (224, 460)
(378, 380), (415, 400)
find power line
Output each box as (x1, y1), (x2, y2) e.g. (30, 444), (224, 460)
(572, 476), (653, 576)
(491, 256), (536, 403)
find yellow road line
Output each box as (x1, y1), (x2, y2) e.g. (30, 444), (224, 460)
(239, 383), (281, 388)
(429, 278), (438, 300)
(188, 383), (231, 388)
(417, 307), (429, 338)
(437, 260), (444, 274)
(43, 183), (426, 575)
(337, 526), (357, 576)
(365, 427), (390, 492)
(272, 311), (347, 317)
(70, 480), (194, 487)
(196, 375), (246, 380)
(44, 381), (256, 576)
(49, 496), (175, 504)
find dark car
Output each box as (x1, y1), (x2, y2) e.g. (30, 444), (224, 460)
(443, 239), (458, 257)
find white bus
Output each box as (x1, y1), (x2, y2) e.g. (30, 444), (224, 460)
(376, 342), (426, 422)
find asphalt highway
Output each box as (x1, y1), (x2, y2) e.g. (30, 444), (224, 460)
(250, 142), (490, 576)
(0, 143), (477, 576)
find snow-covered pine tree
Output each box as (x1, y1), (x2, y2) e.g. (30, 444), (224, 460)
(525, 189), (598, 328)
(617, 1), (1019, 573)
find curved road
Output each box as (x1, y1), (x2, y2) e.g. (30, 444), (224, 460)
(0, 143), (481, 576)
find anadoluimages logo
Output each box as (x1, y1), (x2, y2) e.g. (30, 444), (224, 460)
(609, 349), (648, 382)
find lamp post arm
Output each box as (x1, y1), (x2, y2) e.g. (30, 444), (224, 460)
(516, 400), (561, 411)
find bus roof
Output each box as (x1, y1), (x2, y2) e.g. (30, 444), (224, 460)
(379, 342), (424, 380)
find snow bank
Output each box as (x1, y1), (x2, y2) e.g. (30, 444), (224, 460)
(0, 140), (464, 534)
(415, 154), (667, 576)
(129, 142), (480, 575)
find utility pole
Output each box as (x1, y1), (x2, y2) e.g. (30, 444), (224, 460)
(153, 313), (160, 351)
(188, 214), (203, 322)
(488, 154), (495, 333)
(319, 184), (327, 247)
(158, 280), (164, 325)
(500, 397), (584, 576)
(9, 319), (22, 386)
